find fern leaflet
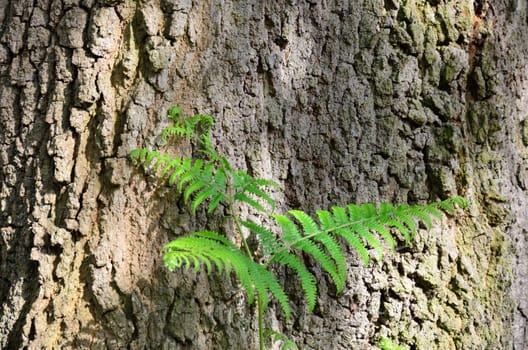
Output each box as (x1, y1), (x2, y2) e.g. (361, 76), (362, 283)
(233, 170), (279, 214)
(240, 220), (280, 256)
(270, 251), (317, 311)
(273, 214), (345, 293)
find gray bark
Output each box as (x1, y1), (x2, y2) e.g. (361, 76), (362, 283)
(0, 0), (527, 349)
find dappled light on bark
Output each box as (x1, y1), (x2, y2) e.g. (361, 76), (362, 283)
(0, 0), (527, 349)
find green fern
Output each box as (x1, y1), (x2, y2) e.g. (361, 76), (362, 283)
(130, 106), (469, 350)
(379, 338), (409, 350)
(161, 110), (214, 143)
(162, 230), (291, 319)
(131, 111), (279, 217)
(233, 170), (280, 212)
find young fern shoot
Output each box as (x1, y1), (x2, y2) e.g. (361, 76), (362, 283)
(130, 106), (469, 350)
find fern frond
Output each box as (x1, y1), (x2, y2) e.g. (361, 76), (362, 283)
(162, 231), (291, 318)
(290, 210), (347, 291)
(131, 147), (230, 214)
(335, 228), (371, 265)
(161, 126), (191, 142)
(161, 109), (215, 145)
(408, 206), (434, 230)
(183, 181), (206, 203)
(350, 223), (384, 260)
(420, 205), (444, 221)
(130, 150), (187, 184)
(394, 208), (418, 237)
(378, 202), (395, 218)
(244, 184), (276, 210)
(347, 203), (373, 221)
(234, 193), (266, 212)
(166, 158), (190, 185)
(240, 220), (280, 256)
(190, 114), (214, 131)
(289, 210), (319, 234)
(198, 133), (219, 159)
(130, 148), (148, 165)
(253, 178), (281, 188)
(192, 187), (225, 214)
(177, 159), (203, 191)
(160, 158), (182, 177)
(386, 219), (411, 243)
(163, 231), (255, 303)
(316, 209), (334, 229)
(317, 209), (371, 267)
(207, 193), (226, 213)
(249, 262), (270, 311)
(273, 214), (344, 292)
(270, 198), (468, 290)
(233, 170), (279, 213)
(272, 214), (302, 243)
(270, 251), (317, 311)
(167, 105), (183, 120)
(132, 109), (470, 341)
(434, 196), (469, 214)
(365, 220), (395, 250)
(150, 154), (171, 173)
(267, 277), (291, 320)
(251, 263), (292, 320)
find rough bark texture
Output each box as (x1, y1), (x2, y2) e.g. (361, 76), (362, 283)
(0, 0), (527, 349)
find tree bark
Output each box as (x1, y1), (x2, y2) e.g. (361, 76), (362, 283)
(0, 0), (526, 349)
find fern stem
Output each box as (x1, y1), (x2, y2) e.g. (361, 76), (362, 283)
(224, 168), (267, 349)
(257, 294), (265, 350)
(236, 216), (254, 260)
(227, 180), (254, 259)
(266, 205), (432, 266)
(227, 183), (265, 350)
(264, 218), (370, 267)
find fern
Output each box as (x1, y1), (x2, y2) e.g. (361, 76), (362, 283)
(240, 220), (281, 256)
(270, 251), (317, 311)
(161, 111), (214, 143)
(131, 111), (278, 217)
(233, 170), (280, 213)
(163, 230), (292, 319)
(130, 106), (469, 350)
(379, 338), (409, 350)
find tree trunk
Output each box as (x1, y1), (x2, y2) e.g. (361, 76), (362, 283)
(1, 0), (527, 349)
